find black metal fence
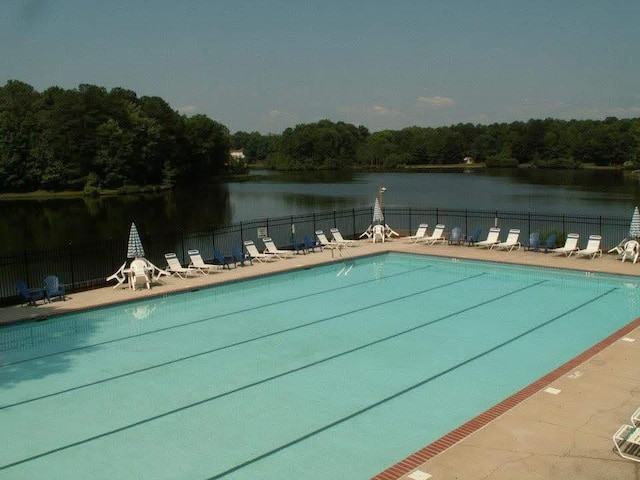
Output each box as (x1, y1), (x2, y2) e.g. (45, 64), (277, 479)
(0, 206), (630, 305)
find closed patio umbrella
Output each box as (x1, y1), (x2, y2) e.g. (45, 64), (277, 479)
(373, 198), (384, 225)
(127, 223), (145, 259)
(630, 207), (640, 239)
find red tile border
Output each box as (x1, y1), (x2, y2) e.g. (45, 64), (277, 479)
(371, 317), (640, 480)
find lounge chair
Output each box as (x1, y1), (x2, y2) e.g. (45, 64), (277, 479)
(16, 281), (46, 306)
(304, 234), (322, 252)
(188, 249), (219, 273)
(416, 224), (446, 245)
(574, 234), (602, 259)
(475, 227), (501, 249)
(448, 227), (463, 245)
(106, 262), (128, 289)
(129, 258), (151, 290)
(232, 245), (252, 266)
(608, 238), (629, 255)
(145, 259), (171, 282)
(550, 233), (580, 256)
(613, 424), (640, 463)
(164, 253), (199, 278)
(543, 233), (557, 253)
(262, 237), (295, 258)
(465, 228), (482, 246)
(372, 224), (385, 243)
(384, 225), (400, 238)
(316, 230), (333, 246)
(524, 232), (541, 251)
(315, 230), (347, 257)
(44, 275), (66, 302)
(621, 240), (640, 264)
(404, 223), (428, 243)
(330, 228), (359, 246)
(243, 240), (278, 262)
(631, 406), (640, 427)
(492, 228), (521, 251)
(214, 249), (235, 269)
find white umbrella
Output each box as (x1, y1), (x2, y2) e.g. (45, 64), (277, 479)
(127, 223), (146, 259)
(373, 198), (384, 225)
(630, 207), (640, 239)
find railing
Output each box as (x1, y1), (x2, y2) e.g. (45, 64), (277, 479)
(0, 206), (630, 305)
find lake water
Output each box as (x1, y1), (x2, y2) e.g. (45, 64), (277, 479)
(1, 168), (638, 254)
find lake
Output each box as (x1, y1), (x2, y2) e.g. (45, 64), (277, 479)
(2, 168), (639, 254)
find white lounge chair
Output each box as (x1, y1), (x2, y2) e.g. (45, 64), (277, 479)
(550, 233), (580, 256)
(613, 424), (640, 463)
(621, 240), (640, 263)
(475, 227), (501, 249)
(262, 237), (294, 258)
(188, 249), (219, 274)
(384, 225), (400, 238)
(129, 258), (151, 290)
(574, 234), (602, 259)
(164, 253), (199, 278)
(609, 238), (629, 255)
(492, 228), (521, 251)
(330, 228), (359, 246)
(315, 230), (347, 257)
(316, 230), (333, 246)
(243, 240), (278, 262)
(416, 224), (446, 245)
(404, 223), (428, 243)
(106, 262), (127, 289)
(372, 224), (385, 243)
(631, 406), (640, 427)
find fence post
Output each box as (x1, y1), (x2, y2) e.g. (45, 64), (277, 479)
(180, 228), (185, 260)
(23, 249), (30, 286)
(313, 213), (316, 234)
(528, 211), (531, 238)
(352, 209), (356, 238)
(240, 221), (244, 245)
(68, 242), (75, 289)
(436, 208), (439, 224)
(333, 210), (337, 228)
(465, 209), (468, 236)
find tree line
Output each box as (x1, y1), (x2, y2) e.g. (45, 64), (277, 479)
(3, 79), (640, 195)
(232, 117), (640, 170)
(0, 80), (236, 193)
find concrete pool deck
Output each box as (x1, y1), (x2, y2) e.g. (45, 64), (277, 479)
(2, 239), (639, 479)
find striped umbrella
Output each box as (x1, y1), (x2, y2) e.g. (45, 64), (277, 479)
(373, 198), (384, 224)
(127, 222), (146, 259)
(630, 206), (640, 239)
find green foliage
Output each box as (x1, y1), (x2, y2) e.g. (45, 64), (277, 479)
(0, 80), (233, 192)
(485, 156), (519, 167)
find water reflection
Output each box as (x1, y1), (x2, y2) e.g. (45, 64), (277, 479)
(1, 169), (638, 254)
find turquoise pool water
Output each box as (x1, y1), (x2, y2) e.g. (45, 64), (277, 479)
(1, 253), (639, 479)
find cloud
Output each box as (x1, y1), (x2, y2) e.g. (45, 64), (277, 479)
(417, 96), (454, 107)
(177, 104), (196, 114)
(339, 104), (401, 117)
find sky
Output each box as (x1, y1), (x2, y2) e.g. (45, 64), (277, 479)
(2, 0), (639, 134)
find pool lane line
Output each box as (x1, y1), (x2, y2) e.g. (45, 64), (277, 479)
(0, 264), (434, 368)
(0, 275), (551, 472)
(0, 271), (485, 410)
(204, 285), (618, 480)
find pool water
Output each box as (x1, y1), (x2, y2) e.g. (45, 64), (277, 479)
(1, 253), (639, 479)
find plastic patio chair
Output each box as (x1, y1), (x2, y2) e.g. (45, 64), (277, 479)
(16, 281), (47, 306)
(44, 275), (66, 302)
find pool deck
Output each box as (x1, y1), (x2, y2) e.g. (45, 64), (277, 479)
(2, 239), (640, 479)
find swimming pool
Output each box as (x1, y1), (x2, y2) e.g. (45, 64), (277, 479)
(1, 253), (639, 479)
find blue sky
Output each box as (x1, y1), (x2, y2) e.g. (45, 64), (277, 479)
(3, 0), (639, 133)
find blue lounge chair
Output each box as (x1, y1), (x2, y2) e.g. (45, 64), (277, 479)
(213, 249), (235, 269)
(524, 232), (541, 251)
(232, 245), (252, 266)
(44, 275), (66, 302)
(465, 228), (482, 246)
(16, 281), (46, 306)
